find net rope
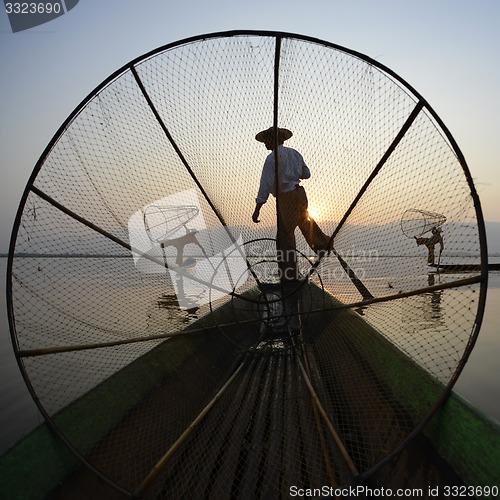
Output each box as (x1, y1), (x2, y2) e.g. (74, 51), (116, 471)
(401, 209), (447, 238)
(8, 32), (486, 497)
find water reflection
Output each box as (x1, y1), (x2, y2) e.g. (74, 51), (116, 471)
(421, 273), (444, 325)
(360, 272), (475, 383)
(144, 293), (201, 344)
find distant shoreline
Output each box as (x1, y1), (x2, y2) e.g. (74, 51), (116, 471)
(0, 254), (130, 259)
(1, 253), (500, 259)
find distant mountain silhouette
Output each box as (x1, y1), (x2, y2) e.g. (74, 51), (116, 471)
(3, 219), (500, 258)
(485, 221), (500, 255)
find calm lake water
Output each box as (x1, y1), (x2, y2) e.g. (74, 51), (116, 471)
(1, 256), (499, 455)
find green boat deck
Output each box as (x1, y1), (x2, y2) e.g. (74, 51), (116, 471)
(1, 285), (499, 499)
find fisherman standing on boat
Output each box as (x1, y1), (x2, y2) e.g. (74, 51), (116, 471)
(415, 226), (444, 266)
(252, 127), (330, 281)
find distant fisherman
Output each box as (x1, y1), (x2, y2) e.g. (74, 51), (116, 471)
(415, 226), (444, 265)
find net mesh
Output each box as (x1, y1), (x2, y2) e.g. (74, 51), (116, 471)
(8, 32), (486, 497)
(401, 209), (447, 238)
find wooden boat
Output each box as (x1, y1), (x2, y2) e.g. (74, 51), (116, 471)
(2, 283), (499, 499)
(431, 262), (500, 272)
(4, 30), (496, 499)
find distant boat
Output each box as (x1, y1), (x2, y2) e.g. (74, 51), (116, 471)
(430, 262), (500, 272)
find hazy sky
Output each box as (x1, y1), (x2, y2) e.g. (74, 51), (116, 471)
(1, 0), (499, 253)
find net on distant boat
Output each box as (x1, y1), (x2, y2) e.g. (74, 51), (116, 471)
(401, 208), (447, 238)
(7, 31), (487, 498)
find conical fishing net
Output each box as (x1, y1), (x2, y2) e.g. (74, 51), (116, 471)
(401, 208), (447, 238)
(7, 31), (487, 497)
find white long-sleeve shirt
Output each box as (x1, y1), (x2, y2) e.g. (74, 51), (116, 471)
(255, 145), (311, 204)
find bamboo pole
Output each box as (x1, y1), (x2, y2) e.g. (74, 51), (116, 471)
(133, 359), (246, 497)
(296, 353), (359, 477)
(17, 317), (261, 357)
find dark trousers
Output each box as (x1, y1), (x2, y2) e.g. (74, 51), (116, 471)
(276, 186), (329, 281)
(415, 237), (437, 264)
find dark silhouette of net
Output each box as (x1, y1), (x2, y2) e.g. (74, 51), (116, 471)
(401, 209), (447, 238)
(7, 31), (487, 497)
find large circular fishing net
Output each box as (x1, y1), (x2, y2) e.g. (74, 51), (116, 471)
(7, 31), (488, 497)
